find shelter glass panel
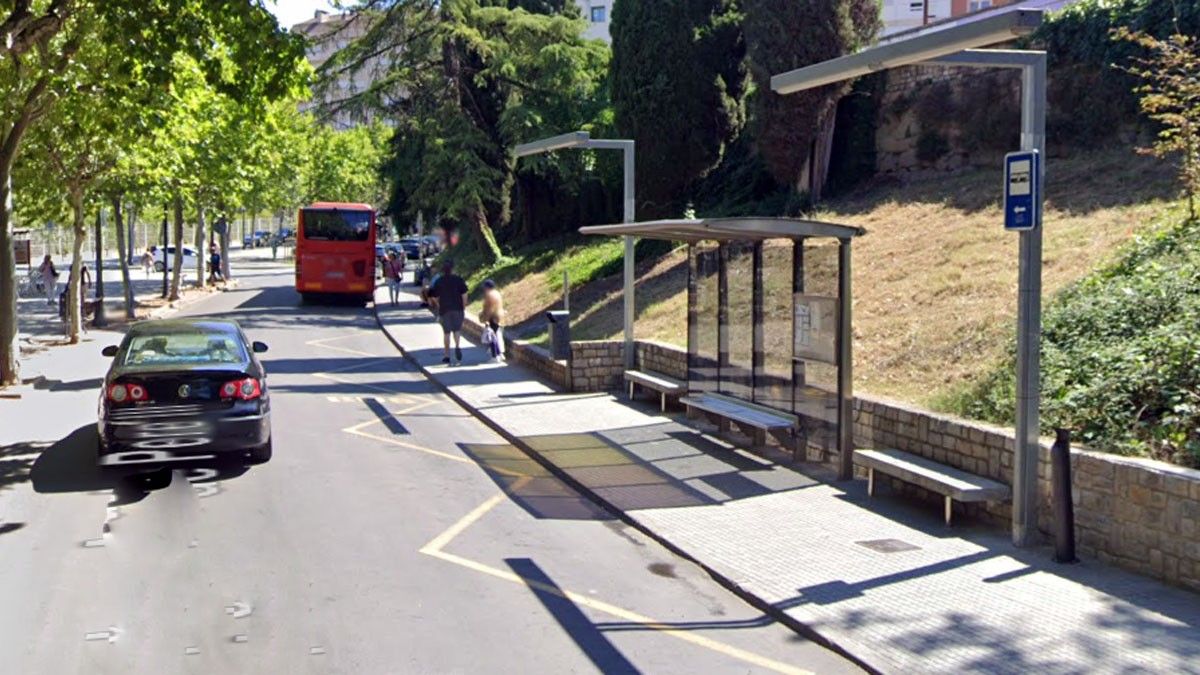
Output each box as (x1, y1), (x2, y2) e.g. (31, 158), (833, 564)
(757, 241), (793, 411)
(794, 239), (841, 456)
(722, 242), (754, 401)
(689, 242), (720, 393)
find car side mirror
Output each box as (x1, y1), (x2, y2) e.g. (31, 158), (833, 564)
(252, 341), (269, 354)
(101, 345), (118, 357)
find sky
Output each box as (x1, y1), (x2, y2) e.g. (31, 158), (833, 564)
(266, 0), (339, 30)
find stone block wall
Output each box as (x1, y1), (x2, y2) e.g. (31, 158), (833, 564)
(636, 340), (688, 380)
(568, 340), (625, 392)
(460, 314), (567, 389)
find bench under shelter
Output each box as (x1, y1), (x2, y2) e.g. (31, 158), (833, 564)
(581, 217), (863, 480)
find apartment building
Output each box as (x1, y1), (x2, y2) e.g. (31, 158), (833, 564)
(575, 0), (612, 42)
(291, 10), (383, 129)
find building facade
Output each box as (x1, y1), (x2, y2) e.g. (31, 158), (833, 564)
(575, 0), (611, 42)
(291, 10), (382, 129)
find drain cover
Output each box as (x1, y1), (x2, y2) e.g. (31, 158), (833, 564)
(855, 538), (920, 553)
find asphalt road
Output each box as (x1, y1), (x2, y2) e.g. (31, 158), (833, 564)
(0, 259), (861, 674)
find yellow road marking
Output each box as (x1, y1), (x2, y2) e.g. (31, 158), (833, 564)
(313, 329), (810, 673)
(305, 334), (375, 357)
(420, 492), (812, 675)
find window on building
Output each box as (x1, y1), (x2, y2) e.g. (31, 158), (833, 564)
(968, 0), (992, 11)
(590, 5), (606, 23)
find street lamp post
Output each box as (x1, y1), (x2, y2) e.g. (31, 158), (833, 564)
(92, 208), (108, 328)
(514, 131), (637, 368)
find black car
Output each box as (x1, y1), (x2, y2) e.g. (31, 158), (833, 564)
(97, 319), (272, 470)
(399, 238), (423, 260)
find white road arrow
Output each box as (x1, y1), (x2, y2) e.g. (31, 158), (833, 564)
(84, 626), (122, 643)
(225, 601), (252, 619)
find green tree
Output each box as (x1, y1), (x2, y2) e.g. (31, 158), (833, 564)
(0, 0), (306, 385)
(327, 1), (607, 262)
(610, 0), (748, 218)
(305, 123), (390, 206)
(1117, 28), (1200, 219)
(743, 0), (878, 198)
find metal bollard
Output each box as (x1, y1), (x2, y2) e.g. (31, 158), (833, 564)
(1051, 428), (1078, 563)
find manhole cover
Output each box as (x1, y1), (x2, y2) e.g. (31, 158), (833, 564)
(855, 538), (920, 553)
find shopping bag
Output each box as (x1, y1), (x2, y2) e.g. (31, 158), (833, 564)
(482, 325), (496, 346)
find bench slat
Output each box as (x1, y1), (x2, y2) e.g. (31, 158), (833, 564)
(681, 394), (797, 430)
(854, 448), (1010, 502)
(624, 370), (685, 393)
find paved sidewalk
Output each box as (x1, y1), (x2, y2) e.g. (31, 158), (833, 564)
(376, 286), (1200, 675)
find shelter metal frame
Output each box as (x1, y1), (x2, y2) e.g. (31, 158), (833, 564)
(582, 217), (864, 479)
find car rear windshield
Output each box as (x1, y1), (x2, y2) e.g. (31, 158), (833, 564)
(302, 209), (371, 242)
(122, 332), (247, 367)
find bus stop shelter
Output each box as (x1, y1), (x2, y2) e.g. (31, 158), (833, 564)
(581, 217), (864, 479)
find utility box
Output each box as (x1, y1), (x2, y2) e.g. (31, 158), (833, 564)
(546, 310), (570, 360)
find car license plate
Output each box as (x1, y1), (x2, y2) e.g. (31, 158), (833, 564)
(325, 271), (346, 279)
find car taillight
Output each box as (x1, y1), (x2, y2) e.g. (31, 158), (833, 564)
(108, 382), (148, 403)
(221, 377), (262, 401)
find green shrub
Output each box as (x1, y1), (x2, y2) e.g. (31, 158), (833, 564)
(945, 211), (1200, 467)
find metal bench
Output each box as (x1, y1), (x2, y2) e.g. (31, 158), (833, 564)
(681, 392), (801, 460)
(854, 448), (1011, 525)
(624, 370), (686, 412)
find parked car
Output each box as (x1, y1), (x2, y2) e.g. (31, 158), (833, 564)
(97, 319), (272, 472)
(421, 235), (441, 254)
(243, 230), (271, 247)
(152, 245), (198, 273)
(399, 238), (423, 260)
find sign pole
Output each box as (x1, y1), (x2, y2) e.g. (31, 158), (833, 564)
(1012, 55), (1047, 547)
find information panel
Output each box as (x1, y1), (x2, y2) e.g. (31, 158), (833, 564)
(793, 294), (838, 365)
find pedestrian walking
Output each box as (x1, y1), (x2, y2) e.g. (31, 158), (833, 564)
(141, 248), (154, 278)
(479, 279), (505, 363)
(428, 260), (468, 365)
(37, 255), (58, 305)
(384, 250), (404, 306)
(208, 244), (224, 285)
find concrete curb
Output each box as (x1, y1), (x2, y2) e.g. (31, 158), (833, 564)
(373, 302), (883, 675)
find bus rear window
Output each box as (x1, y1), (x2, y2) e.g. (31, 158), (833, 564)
(302, 210), (371, 242)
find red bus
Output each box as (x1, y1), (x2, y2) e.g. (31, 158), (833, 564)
(295, 202), (377, 303)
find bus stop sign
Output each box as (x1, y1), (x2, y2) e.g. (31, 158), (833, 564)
(1004, 149), (1040, 231)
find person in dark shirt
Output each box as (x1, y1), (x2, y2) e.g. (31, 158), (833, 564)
(429, 259), (469, 364)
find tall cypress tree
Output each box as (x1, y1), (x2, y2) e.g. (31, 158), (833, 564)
(610, 0), (748, 219)
(744, 0), (878, 195)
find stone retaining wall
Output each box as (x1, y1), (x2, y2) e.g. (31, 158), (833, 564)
(461, 315), (568, 389)
(568, 340), (625, 392)
(636, 340), (688, 380)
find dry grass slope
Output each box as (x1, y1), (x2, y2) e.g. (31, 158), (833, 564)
(485, 149), (1181, 409)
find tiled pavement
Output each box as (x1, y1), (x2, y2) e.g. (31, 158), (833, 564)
(378, 287), (1200, 674)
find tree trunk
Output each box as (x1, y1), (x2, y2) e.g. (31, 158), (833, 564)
(0, 171), (18, 386)
(195, 205), (206, 286)
(469, 202), (502, 263)
(67, 190), (86, 344)
(112, 196), (134, 318)
(220, 220), (230, 279)
(170, 194), (184, 301)
(126, 204), (136, 265)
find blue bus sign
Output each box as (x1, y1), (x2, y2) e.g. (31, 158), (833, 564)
(1004, 150), (1040, 231)
(1003, 148), (1041, 229)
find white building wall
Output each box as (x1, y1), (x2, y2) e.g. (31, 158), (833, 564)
(880, 0), (953, 37)
(575, 0), (612, 43)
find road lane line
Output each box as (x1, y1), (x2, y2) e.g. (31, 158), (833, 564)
(420, 491), (812, 675)
(305, 334), (376, 357)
